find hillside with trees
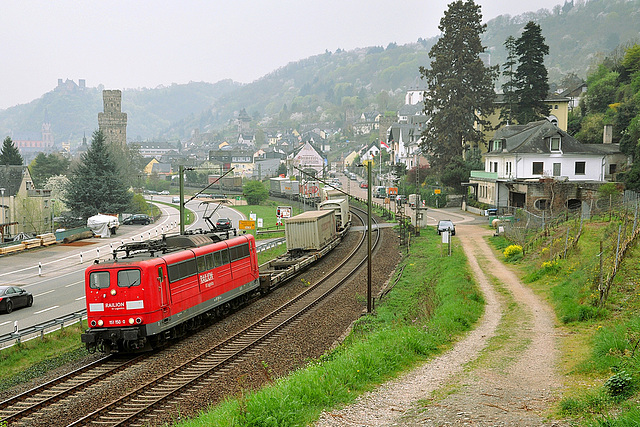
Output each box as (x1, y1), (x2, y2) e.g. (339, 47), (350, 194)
(0, 0), (638, 145)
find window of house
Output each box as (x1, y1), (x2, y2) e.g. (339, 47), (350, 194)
(535, 199), (549, 211)
(575, 161), (586, 175)
(553, 163), (561, 176)
(609, 164), (617, 174)
(554, 104), (559, 109)
(550, 137), (560, 151)
(533, 162), (544, 175)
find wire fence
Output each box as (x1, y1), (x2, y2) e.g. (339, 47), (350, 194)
(498, 190), (640, 307)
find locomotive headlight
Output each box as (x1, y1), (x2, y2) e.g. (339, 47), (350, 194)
(129, 317), (135, 325)
(136, 317), (142, 324)
(90, 320), (97, 327)
(110, 289), (117, 296)
(97, 319), (104, 326)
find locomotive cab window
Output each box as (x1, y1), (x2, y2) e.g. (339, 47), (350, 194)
(90, 271), (111, 289)
(118, 269), (141, 288)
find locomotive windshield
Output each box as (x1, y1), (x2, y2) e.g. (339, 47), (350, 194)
(117, 269), (141, 288)
(89, 271), (110, 289)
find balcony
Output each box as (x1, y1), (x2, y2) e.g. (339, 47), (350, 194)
(470, 170), (498, 180)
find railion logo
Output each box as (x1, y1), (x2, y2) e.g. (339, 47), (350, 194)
(200, 272), (215, 287)
(105, 302), (125, 309)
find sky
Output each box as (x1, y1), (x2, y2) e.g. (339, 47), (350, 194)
(0, 0), (564, 110)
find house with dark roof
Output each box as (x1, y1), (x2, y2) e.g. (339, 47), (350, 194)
(468, 120), (628, 213)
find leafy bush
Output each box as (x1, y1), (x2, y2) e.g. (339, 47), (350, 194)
(503, 244), (523, 261)
(604, 370), (634, 397)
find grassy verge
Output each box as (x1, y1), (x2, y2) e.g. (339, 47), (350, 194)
(178, 233), (483, 426)
(489, 220), (640, 426)
(0, 322), (89, 392)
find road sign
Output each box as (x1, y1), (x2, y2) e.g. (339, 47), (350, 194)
(434, 189), (441, 194)
(238, 220), (255, 230)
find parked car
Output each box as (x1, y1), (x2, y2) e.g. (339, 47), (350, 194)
(0, 286), (33, 314)
(216, 217), (232, 230)
(122, 214), (151, 225)
(437, 219), (456, 235)
(396, 194), (407, 205)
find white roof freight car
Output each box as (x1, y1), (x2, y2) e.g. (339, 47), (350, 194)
(285, 210), (337, 252)
(270, 177), (290, 195)
(319, 198), (349, 230)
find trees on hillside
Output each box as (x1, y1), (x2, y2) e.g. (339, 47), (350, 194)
(65, 130), (132, 218)
(29, 152), (70, 188)
(573, 43), (640, 190)
(419, 0), (497, 184)
(0, 137), (23, 165)
(513, 21), (550, 124)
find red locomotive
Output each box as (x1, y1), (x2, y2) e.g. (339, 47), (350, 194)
(81, 234), (260, 353)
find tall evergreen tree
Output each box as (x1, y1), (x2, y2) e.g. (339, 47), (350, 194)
(65, 130), (132, 218)
(0, 136), (24, 165)
(419, 0), (498, 175)
(513, 21), (550, 124)
(500, 36), (518, 126)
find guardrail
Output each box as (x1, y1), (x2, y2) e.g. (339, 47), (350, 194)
(0, 238), (286, 351)
(0, 310), (86, 350)
(256, 237), (285, 252)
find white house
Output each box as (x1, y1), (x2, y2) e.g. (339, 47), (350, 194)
(469, 120), (627, 212)
(289, 141), (325, 177)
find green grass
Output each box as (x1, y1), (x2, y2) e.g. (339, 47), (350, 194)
(257, 243), (287, 265)
(178, 233), (483, 426)
(0, 322), (89, 392)
(488, 219), (640, 425)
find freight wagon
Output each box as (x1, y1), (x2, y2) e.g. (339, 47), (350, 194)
(269, 177), (290, 197)
(208, 175), (243, 192)
(284, 210), (337, 254)
(319, 198), (350, 231)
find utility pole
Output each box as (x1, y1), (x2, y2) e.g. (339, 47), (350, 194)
(179, 165), (185, 235)
(367, 162), (372, 313)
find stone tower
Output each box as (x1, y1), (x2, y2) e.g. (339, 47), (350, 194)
(98, 90), (127, 145)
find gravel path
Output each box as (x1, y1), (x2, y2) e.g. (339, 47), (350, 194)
(316, 224), (566, 426)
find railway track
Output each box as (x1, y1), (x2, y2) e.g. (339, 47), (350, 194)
(1, 206), (380, 426)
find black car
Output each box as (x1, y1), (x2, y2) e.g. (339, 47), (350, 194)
(437, 219), (456, 236)
(216, 217), (232, 230)
(0, 286), (33, 314)
(122, 214), (151, 225)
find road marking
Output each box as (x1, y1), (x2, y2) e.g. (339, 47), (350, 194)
(35, 290), (55, 297)
(75, 296), (86, 301)
(65, 280), (84, 288)
(0, 321), (10, 327)
(34, 306), (59, 314)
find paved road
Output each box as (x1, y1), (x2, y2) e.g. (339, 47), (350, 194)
(0, 196), (247, 336)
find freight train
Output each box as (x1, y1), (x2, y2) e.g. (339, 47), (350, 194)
(269, 177), (322, 203)
(81, 202), (350, 354)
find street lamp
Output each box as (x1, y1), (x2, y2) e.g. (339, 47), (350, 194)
(0, 188), (5, 223)
(0, 188), (4, 242)
(51, 199), (55, 233)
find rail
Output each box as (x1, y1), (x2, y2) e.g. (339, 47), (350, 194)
(0, 239), (286, 350)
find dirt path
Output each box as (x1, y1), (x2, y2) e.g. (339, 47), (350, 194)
(316, 224), (565, 426)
